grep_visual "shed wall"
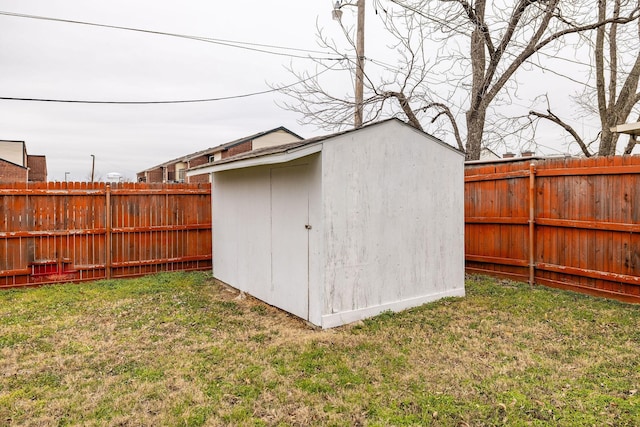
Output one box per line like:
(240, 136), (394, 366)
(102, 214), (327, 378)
(212, 154), (322, 321)
(212, 166), (272, 300)
(320, 122), (465, 327)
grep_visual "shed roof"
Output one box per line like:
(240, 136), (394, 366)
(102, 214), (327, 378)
(187, 119), (463, 175)
(610, 122), (640, 136)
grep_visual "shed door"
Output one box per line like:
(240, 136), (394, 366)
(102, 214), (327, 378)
(270, 164), (310, 320)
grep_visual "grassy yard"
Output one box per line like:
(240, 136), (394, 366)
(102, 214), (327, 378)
(0, 273), (638, 426)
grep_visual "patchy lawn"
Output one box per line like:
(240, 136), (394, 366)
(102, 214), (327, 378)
(0, 272), (638, 426)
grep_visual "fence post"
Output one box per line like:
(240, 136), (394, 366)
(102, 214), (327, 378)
(528, 162), (536, 286)
(105, 184), (112, 279)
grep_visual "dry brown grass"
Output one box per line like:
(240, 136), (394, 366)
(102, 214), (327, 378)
(1, 272), (639, 426)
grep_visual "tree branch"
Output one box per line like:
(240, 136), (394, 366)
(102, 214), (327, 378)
(383, 91), (423, 131)
(441, 0), (495, 55)
(535, 5), (640, 53)
(608, 0), (621, 112)
(595, 0), (610, 132)
(624, 135), (638, 154)
(484, 0), (546, 98)
(487, 1), (640, 106)
(423, 102), (465, 151)
(529, 109), (593, 157)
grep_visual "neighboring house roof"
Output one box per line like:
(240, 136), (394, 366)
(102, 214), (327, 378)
(138, 126), (304, 173)
(206, 126), (304, 155)
(480, 147), (501, 160)
(188, 118), (464, 175)
(27, 155), (47, 181)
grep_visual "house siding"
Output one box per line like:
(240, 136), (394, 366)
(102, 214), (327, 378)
(189, 155), (209, 168)
(189, 173), (210, 183)
(251, 130), (302, 150)
(27, 155), (47, 182)
(0, 159), (28, 183)
(222, 140), (252, 159)
(0, 141), (26, 167)
(185, 155), (211, 183)
(146, 167), (164, 183)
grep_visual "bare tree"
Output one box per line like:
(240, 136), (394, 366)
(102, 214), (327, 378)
(278, 0), (640, 160)
(530, 0), (640, 156)
(277, 8), (434, 134)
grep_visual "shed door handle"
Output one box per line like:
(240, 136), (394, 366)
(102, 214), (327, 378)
(305, 224), (312, 230)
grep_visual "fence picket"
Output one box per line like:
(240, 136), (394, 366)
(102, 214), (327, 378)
(0, 182), (211, 288)
(466, 156), (640, 303)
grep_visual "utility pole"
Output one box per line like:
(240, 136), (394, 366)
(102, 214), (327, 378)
(354, 0), (365, 128)
(90, 154), (95, 183)
(333, 0), (365, 128)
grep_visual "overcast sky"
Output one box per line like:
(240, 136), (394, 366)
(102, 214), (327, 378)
(0, 1), (361, 181)
(0, 1), (607, 181)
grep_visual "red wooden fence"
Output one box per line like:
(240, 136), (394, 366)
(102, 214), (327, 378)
(0, 182), (211, 288)
(4, 162), (639, 304)
(465, 155), (640, 303)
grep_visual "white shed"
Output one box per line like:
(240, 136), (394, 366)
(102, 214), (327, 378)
(192, 119), (465, 328)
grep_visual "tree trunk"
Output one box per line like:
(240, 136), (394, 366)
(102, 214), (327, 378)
(464, 1), (488, 161)
(598, 126), (620, 156)
(465, 106), (487, 160)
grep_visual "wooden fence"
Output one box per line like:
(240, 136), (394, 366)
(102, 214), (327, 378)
(0, 182), (211, 288)
(4, 162), (640, 304)
(465, 155), (640, 303)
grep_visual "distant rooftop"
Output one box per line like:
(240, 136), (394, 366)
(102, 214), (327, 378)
(138, 126), (304, 173)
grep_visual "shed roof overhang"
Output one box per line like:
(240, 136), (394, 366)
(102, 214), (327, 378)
(186, 118), (464, 177)
(186, 143), (322, 176)
(610, 122), (640, 136)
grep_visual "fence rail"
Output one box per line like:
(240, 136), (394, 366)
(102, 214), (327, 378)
(0, 182), (211, 288)
(465, 155), (640, 303)
(4, 161), (639, 304)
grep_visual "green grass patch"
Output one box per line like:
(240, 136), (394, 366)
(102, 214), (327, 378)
(0, 272), (639, 425)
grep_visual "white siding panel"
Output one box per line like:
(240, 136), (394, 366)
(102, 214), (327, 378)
(213, 155), (323, 321)
(212, 166), (271, 298)
(270, 164), (310, 320)
(212, 119), (464, 329)
(321, 121), (464, 323)
(305, 155), (324, 326)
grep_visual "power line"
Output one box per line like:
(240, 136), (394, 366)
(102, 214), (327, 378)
(0, 10), (414, 85)
(0, 62), (343, 104)
(0, 92), (276, 105)
(0, 10), (343, 61)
